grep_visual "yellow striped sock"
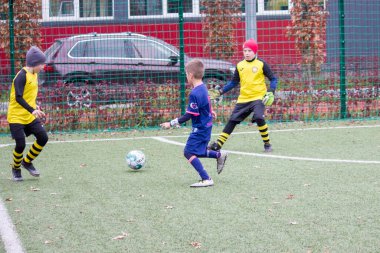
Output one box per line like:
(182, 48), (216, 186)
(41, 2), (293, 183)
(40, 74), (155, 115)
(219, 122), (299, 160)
(12, 150), (23, 169)
(24, 141), (44, 163)
(258, 124), (270, 144)
(217, 132), (230, 147)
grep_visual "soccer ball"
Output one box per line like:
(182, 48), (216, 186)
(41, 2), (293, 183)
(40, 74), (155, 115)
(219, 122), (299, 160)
(126, 150), (146, 170)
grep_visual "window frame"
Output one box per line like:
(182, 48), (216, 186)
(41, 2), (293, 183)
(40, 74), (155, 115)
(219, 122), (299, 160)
(128, 0), (292, 19)
(128, 0), (200, 19)
(40, 0), (327, 21)
(42, 0), (115, 21)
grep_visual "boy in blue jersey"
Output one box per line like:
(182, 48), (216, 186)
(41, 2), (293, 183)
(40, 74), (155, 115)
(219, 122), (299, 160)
(209, 39), (278, 152)
(161, 59), (227, 187)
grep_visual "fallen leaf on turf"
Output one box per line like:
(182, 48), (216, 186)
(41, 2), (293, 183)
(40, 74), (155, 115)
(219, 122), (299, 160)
(15, 209), (21, 212)
(165, 205), (174, 209)
(5, 198), (12, 201)
(304, 183), (311, 187)
(289, 221), (298, 225)
(112, 232), (128, 240)
(30, 187), (40, 191)
(190, 241), (201, 248)
(80, 164), (87, 168)
(286, 194), (295, 199)
(44, 240), (53, 244)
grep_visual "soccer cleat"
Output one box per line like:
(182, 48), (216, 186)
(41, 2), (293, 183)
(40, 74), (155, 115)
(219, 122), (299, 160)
(208, 141), (221, 151)
(21, 160), (40, 177)
(190, 179), (214, 188)
(12, 167), (23, 181)
(216, 151), (228, 174)
(264, 143), (273, 153)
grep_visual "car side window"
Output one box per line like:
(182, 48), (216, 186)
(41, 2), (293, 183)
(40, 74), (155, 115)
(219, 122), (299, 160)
(69, 39), (139, 59)
(70, 41), (88, 57)
(93, 39), (129, 58)
(132, 39), (173, 60)
(124, 40), (137, 58)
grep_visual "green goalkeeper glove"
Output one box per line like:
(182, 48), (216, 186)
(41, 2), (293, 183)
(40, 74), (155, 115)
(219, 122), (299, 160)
(262, 91), (275, 106)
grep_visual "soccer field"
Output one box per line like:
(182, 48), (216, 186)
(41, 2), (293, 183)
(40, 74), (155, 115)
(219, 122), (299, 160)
(1, 120), (380, 253)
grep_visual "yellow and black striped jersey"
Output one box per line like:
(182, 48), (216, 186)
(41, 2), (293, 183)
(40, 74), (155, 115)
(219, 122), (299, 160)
(7, 67), (38, 124)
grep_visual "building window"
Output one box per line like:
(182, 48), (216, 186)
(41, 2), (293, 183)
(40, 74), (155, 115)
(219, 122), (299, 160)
(264, 0), (289, 11)
(130, 0), (163, 16)
(80, 0), (113, 17)
(129, 0), (297, 19)
(42, 0), (114, 21)
(129, 0), (199, 18)
(242, 0), (290, 14)
(167, 0), (193, 14)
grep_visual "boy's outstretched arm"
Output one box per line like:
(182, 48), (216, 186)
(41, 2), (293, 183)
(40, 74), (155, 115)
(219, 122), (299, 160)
(160, 113), (192, 129)
(209, 67), (239, 100)
(221, 68), (240, 95)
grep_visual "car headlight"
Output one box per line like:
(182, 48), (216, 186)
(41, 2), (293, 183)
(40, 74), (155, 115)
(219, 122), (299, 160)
(229, 67), (236, 74)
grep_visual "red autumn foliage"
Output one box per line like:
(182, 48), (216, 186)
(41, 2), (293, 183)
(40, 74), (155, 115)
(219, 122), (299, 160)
(201, 0), (242, 60)
(0, 0), (42, 69)
(286, 0), (328, 74)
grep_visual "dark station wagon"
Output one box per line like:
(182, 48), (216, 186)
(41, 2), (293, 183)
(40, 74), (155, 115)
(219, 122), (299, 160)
(40, 32), (235, 107)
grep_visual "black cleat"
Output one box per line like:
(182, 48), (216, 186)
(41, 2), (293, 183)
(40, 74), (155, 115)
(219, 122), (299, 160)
(21, 160), (40, 177)
(208, 141), (221, 151)
(264, 143), (273, 153)
(12, 167), (23, 181)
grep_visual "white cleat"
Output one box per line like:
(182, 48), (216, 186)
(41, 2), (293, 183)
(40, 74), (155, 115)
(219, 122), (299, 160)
(217, 151), (228, 174)
(190, 179), (214, 188)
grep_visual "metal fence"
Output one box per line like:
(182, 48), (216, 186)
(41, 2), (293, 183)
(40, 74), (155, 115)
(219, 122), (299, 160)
(0, 0), (379, 133)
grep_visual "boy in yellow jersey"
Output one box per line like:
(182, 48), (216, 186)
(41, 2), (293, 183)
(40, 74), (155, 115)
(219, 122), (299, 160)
(7, 46), (48, 181)
(209, 39), (277, 152)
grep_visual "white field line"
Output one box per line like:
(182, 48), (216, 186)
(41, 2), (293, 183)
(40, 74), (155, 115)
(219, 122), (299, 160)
(0, 124), (379, 252)
(152, 137), (380, 164)
(0, 201), (25, 253)
(0, 124), (379, 149)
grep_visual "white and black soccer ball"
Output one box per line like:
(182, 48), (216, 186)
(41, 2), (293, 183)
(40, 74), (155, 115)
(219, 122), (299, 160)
(126, 150), (146, 170)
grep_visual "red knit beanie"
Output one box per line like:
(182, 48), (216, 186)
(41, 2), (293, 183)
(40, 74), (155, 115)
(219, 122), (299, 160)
(243, 39), (258, 54)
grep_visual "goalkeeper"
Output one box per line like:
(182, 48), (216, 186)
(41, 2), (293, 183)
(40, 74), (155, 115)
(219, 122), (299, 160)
(209, 39), (277, 152)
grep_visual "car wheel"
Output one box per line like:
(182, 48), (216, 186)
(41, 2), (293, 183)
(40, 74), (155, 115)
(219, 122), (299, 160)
(65, 81), (93, 108)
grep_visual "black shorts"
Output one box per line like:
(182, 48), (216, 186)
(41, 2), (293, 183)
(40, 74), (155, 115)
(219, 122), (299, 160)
(9, 119), (46, 140)
(229, 100), (266, 123)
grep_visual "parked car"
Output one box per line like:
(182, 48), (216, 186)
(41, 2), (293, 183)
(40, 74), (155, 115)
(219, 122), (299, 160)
(40, 32), (235, 108)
